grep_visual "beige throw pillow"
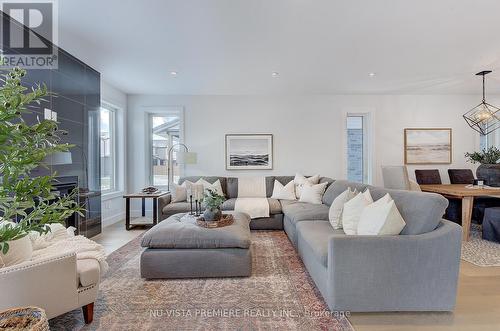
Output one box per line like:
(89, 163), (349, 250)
(294, 173), (320, 199)
(197, 179), (224, 196)
(0, 222), (33, 268)
(328, 188), (357, 229)
(271, 180), (296, 200)
(172, 181), (195, 202)
(299, 182), (328, 204)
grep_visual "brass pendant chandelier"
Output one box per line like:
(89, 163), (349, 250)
(463, 71), (500, 135)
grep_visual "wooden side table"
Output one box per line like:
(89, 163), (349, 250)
(123, 191), (169, 230)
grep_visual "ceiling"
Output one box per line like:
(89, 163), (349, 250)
(58, 0), (500, 95)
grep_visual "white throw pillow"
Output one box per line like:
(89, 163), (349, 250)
(294, 173), (320, 199)
(328, 188), (357, 229)
(357, 194), (406, 235)
(0, 222), (33, 268)
(271, 180), (296, 200)
(341, 189), (374, 235)
(172, 181), (195, 202)
(299, 182), (328, 204)
(197, 179), (224, 196)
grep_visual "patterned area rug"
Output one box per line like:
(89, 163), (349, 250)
(50, 231), (353, 330)
(462, 225), (500, 267)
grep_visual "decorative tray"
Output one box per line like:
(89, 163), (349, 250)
(196, 214), (234, 228)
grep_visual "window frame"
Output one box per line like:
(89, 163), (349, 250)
(99, 102), (118, 194)
(145, 107), (185, 188)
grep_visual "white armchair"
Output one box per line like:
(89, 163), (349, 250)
(0, 251), (100, 323)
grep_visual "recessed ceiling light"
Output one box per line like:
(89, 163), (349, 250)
(170, 71), (178, 77)
(271, 72), (279, 78)
(368, 72), (376, 77)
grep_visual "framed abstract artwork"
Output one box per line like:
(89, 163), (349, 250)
(404, 128), (452, 164)
(225, 134), (273, 170)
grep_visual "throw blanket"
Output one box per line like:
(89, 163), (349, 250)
(30, 224), (109, 275)
(235, 177), (269, 219)
(237, 176), (267, 197)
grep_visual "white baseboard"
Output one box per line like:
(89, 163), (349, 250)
(102, 210), (156, 228)
(102, 211), (126, 228)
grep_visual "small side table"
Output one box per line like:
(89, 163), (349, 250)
(123, 191), (169, 230)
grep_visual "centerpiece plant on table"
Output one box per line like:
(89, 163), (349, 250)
(202, 188), (226, 221)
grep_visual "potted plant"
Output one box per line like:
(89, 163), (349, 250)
(202, 189), (226, 221)
(0, 66), (83, 258)
(465, 146), (500, 187)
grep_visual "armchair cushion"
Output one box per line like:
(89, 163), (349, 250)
(77, 259), (100, 287)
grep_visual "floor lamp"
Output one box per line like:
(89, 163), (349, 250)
(167, 143), (197, 191)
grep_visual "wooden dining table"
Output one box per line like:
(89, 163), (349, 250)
(420, 184), (500, 241)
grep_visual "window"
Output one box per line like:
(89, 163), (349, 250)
(480, 134), (488, 151)
(346, 114), (371, 183)
(480, 130), (500, 150)
(100, 105), (116, 192)
(150, 113), (181, 186)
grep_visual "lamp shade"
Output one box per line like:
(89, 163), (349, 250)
(45, 151), (73, 165)
(177, 151), (197, 165)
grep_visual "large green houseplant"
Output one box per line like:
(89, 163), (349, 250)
(465, 146), (500, 187)
(0, 66), (82, 254)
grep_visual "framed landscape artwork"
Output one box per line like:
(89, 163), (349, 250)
(404, 128), (452, 164)
(225, 134), (273, 170)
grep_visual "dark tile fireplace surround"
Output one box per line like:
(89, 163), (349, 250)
(1, 11), (102, 237)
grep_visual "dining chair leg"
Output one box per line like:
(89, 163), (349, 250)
(462, 196), (474, 241)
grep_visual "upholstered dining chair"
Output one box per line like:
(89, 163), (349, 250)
(448, 169), (500, 223)
(415, 169), (442, 185)
(448, 169), (475, 185)
(415, 169), (462, 223)
(381, 166), (421, 191)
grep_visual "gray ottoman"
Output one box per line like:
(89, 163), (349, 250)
(483, 207), (500, 243)
(140, 212), (252, 279)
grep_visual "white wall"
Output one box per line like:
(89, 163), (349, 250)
(101, 81), (127, 227)
(127, 94), (496, 193)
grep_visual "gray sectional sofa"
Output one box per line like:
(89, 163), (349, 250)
(157, 176), (462, 312)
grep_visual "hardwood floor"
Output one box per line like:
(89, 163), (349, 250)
(349, 262), (500, 331)
(92, 220), (145, 255)
(95, 221), (500, 330)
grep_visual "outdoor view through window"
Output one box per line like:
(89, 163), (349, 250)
(151, 114), (180, 186)
(100, 106), (115, 192)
